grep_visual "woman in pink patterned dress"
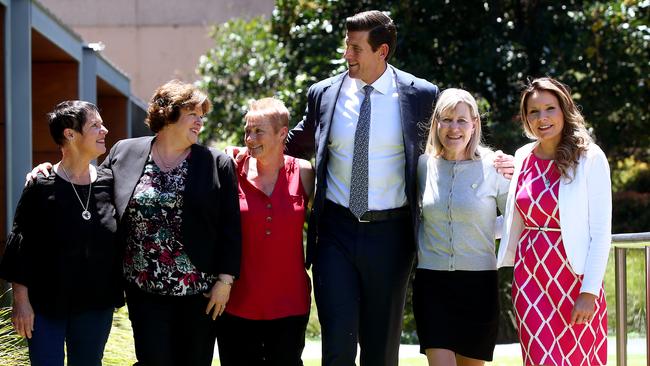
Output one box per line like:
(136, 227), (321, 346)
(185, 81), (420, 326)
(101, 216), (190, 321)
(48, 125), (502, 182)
(497, 77), (611, 366)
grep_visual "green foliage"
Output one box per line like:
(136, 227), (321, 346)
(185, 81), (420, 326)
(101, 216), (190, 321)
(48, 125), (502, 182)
(604, 248), (647, 336)
(611, 156), (649, 233)
(197, 17), (288, 145)
(0, 291), (29, 366)
(198, 0), (649, 161)
(612, 156), (650, 193)
(612, 191), (650, 233)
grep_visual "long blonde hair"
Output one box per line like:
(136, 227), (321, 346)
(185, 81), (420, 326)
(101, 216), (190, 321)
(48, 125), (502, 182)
(519, 77), (592, 180)
(425, 88), (485, 159)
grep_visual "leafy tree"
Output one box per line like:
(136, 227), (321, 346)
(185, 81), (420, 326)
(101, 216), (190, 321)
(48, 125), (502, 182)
(198, 0), (649, 161)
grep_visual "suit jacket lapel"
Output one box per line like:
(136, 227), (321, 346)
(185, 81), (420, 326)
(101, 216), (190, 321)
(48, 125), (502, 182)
(116, 137), (153, 218)
(394, 67), (417, 161)
(316, 73), (345, 177)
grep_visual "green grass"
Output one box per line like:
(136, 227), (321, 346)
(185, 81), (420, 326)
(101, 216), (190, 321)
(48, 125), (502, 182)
(102, 309), (650, 366)
(103, 307), (137, 365)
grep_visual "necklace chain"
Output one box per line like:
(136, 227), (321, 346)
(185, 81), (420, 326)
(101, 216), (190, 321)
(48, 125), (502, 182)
(60, 164), (92, 221)
(155, 142), (187, 170)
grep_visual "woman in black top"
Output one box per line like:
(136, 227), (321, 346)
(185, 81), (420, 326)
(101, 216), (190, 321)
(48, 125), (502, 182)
(0, 101), (121, 366)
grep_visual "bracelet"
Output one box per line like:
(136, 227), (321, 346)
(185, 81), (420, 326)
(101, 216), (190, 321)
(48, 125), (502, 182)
(217, 278), (233, 286)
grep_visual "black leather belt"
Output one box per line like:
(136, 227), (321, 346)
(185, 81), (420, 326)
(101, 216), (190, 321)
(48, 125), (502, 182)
(324, 200), (410, 223)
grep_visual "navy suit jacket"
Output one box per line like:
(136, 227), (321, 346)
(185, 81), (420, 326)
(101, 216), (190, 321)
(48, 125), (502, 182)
(285, 66), (440, 267)
(100, 136), (242, 278)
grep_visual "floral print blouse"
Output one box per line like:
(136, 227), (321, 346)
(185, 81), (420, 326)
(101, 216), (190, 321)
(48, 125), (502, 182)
(123, 155), (216, 296)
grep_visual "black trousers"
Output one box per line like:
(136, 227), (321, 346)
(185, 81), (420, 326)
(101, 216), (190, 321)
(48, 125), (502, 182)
(216, 312), (308, 366)
(126, 286), (218, 366)
(313, 202), (415, 366)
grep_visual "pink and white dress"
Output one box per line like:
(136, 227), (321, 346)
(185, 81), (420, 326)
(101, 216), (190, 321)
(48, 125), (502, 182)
(512, 153), (607, 366)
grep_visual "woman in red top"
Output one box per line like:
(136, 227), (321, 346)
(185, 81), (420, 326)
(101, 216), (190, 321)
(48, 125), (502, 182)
(217, 98), (314, 366)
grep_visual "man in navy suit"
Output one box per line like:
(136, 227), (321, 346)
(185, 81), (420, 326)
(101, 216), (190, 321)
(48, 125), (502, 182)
(285, 10), (439, 365)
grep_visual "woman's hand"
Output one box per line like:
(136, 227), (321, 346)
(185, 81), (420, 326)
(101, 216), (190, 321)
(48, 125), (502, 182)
(570, 292), (598, 326)
(493, 150), (515, 179)
(204, 275), (233, 320)
(11, 283), (34, 338)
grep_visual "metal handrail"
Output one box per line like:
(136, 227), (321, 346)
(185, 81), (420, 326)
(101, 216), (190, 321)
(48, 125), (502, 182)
(612, 232), (650, 366)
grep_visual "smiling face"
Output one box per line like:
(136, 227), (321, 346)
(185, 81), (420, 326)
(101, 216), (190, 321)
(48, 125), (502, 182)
(344, 31), (388, 84)
(244, 116), (287, 162)
(68, 110), (108, 158)
(436, 102), (476, 160)
(525, 90), (565, 147)
(166, 104), (204, 147)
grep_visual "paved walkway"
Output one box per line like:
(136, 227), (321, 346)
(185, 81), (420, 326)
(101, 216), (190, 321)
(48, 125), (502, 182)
(215, 337), (647, 361)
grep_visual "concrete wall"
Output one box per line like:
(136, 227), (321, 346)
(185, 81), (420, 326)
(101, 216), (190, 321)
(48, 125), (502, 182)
(38, 0), (274, 101)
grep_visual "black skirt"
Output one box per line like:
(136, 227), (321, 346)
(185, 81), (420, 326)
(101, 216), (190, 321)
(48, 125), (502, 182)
(412, 268), (499, 361)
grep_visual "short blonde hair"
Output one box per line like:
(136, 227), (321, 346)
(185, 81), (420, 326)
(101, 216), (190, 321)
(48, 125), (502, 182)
(425, 88), (484, 159)
(244, 98), (290, 132)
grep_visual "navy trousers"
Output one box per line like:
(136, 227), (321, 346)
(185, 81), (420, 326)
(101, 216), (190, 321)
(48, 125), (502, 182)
(313, 201), (415, 366)
(28, 307), (114, 366)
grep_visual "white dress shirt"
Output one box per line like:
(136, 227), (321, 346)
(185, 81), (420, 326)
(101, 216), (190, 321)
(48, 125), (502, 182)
(326, 66), (406, 210)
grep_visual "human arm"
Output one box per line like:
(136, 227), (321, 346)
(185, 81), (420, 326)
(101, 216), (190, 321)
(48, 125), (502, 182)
(0, 182), (40, 338)
(11, 283), (34, 338)
(284, 86), (318, 160)
(25, 163), (53, 184)
(297, 158), (315, 200)
(493, 150), (514, 179)
(224, 146), (248, 164)
(204, 274), (234, 320)
(204, 155), (241, 319)
(572, 147), (612, 322)
(493, 166), (511, 239)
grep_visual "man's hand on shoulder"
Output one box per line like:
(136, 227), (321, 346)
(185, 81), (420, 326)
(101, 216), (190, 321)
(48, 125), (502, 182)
(24, 162), (53, 186)
(493, 150), (514, 180)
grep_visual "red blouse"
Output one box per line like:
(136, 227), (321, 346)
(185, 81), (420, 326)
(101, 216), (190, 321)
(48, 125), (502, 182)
(226, 155), (310, 320)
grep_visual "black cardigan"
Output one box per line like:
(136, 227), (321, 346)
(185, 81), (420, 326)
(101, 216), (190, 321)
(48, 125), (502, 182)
(100, 136), (241, 278)
(0, 168), (123, 317)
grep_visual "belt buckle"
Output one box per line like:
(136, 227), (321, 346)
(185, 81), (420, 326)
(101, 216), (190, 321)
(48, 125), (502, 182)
(358, 212), (370, 223)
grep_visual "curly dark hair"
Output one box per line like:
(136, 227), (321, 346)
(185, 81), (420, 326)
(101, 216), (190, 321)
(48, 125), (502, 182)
(145, 80), (212, 133)
(519, 77), (593, 180)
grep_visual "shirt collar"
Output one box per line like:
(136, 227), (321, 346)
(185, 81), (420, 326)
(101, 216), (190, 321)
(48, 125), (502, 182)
(352, 64), (393, 95)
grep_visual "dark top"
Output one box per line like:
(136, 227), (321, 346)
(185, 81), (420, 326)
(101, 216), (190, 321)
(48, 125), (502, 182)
(123, 155), (216, 295)
(0, 167), (122, 317)
(101, 136), (241, 278)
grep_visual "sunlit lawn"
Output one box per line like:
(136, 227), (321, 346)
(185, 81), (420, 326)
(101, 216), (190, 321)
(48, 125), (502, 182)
(105, 308), (647, 366)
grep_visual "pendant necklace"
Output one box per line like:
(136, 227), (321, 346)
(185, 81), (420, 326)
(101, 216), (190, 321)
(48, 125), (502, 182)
(155, 142), (187, 171)
(60, 164), (92, 220)
(541, 162), (553, 188)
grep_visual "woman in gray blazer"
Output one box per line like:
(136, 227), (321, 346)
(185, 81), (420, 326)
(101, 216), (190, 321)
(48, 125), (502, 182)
(102, 80), (241, 366)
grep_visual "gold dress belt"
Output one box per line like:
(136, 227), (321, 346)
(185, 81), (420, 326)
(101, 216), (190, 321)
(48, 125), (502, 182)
(524, 225), (561, 232)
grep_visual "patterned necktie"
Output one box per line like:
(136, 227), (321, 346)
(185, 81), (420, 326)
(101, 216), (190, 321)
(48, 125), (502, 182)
(349, 85), (373, 219)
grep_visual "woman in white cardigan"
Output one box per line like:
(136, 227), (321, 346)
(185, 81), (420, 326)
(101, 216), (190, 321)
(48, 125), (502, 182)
(497, 77), (611, 366)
